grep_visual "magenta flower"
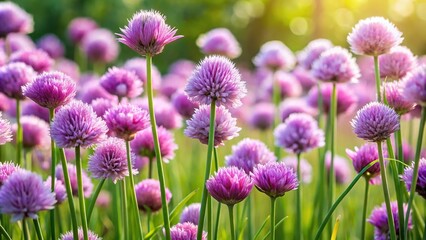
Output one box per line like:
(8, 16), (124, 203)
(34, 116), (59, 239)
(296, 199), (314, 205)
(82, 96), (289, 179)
(282, 156), (313, 184)
(383, 81), (416, 115)
(0, 162), (19, 186)
(82, 28), (119, 63)
(78, 79), (116, 104)
(0, 62), (36, 100)
(180, 203), (201, 225)
(135, 98), (182, 130)
(264, 70), (302, 99)
(22, 101), (50, 122)
(197, 28), (241, 59)
(346, 143), (386, 181)
(0, 113), (12, 145)
(95, 191), (111, 208)
(36, 34), (64, 59)
(0, 170), (56, 221)
(123, 57), (162, 89)
(401, 158), (426, 199)
(160, 74), (186, 99)
(23, 71), (76, 110)
(185, 55), (246, 108)
(170, 222), (207, 240)
(100, 67), (143, 99)
(67, 17), (98, 45)
(171, 91), (199, 119)
(169, 59), (196, 78)
(280, 99), (316, 122)
(51, 101), (108, 148)
(253, 41), (296, 70)
(131, 126), (177, 162)
(292, 66), (317, 92)
(325, 152), (352, 185)
(9, 49), (53, 73)
(60, 228), (101, 240)
(135, 178), (172, 212)
(185, 105), (241, 146)
(4, 33), (35, 53)
(348, 17), (403, 56)
(118, 10), (183, 56)
(379, 46), (416, 79)
(0, 2), (33, 37)
(44, 176), (67, 204)
(351, 102), (399, 142)
(368, 202), (412, 239)
(54, 58), (80, 81)
(12, 116), (49, 149)
(248, 102), (275, 131)
(91, 98), (117, 119)
(297, 38), (333, 70)
(206, 166), (253, 205)
(402, 65), (426, 106)
(56, 163), (93, 198)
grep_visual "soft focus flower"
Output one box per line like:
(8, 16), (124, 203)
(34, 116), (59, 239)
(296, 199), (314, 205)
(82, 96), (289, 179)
(13, 116), (49, 149)
(0, 62), (36, 99)
(248, 102), (275, 131)
(60, 228), (101, 240)
(135, 98), (182, 130)
(78, 79), (116, 104)
(312, 46), (360, 83)
(185, 105), (241, 146)
(36, 34), (64, 59)
(206, 166), (253, 205)
(160, 74), (186, 99)
(22, 101), (50, 122)
(397, 141), (414, 164)
(89, 137), (138, 183)
(379, 46), (416, 79)
(82, 28), (119, 63)
(346, 143), (386, 181)
(0, 2), (33, 37)
(348, 17), (403, 56)
(402, 65), (426, 106)
(67, 17), (98, 45)
(0, 113), (12, 145)
(383, 81), (416, 115)
(44, 177), (67, 204)
(325, 152), (351, 185)
(135, 178), (172, 212)
(368, 202), (412, 239)
(56, 163), (93, 198)
(4, 33), (35, 53)
(401, 158), (426, 199)
(280, 98), (316, 122)
(123, 57), (162, 89)
(225, 138), (276, 174)
(180, 203), (201, 225)
(170, 222), (207, 240)
(274, 113), (325, 154)
(264, 70), (302, 100)
(253, 41), (296, 70)
(197, 28), (241, 59)
(292, 66), (317, 92)
(169, 59), (196, 78)
(0, 162), (19, 186)
(51, 100), (108, 148)
(171, 91), (199, 119)
(185, 55), (246, 108)
(0, 170), (56, 221)
(100, 67), (143, 99)
(9, 49), (53, 73)
(91, 98), (117, 119)
(351, 102), (399, 142)
(54, 58), (80, 81)
(23, 71), (76, 109)
(297, 38), (333, 70)
(104, 103), (150, 141)
(95, 191), (111, 208)
(118, 10), (183, 56)
(281, 156), (313, 184)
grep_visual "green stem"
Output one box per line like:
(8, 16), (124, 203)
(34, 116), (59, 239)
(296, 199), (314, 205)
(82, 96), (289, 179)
(271, 197), (276, 240)
(207, 196), (212, 240)
(228, 205), (235, 240)
(148, 156), (153, 179)
(272, 70), (281, 160)
(327, 82), (337, 237)
(113, 183), (123, 240)
(213, 203), (221, 240)
(22, 218), (29, 240)
(377, 141), (397, 240)
(121, 180), (128, 240)
(360, 179), (370, 240)
(0, 223), (10, 240)
(16, 98), (22, 166)
(87, 178), (106, 222)
(405, 107), (426, 238)
(296, 153), (302, 240)
(197, 102), (217, 240)
(147, 211), (151, 232)
(247, 195), (253, 240)
(373, 55), (382, 102)
(33, 219), (44, 240)
(75, 146), (89, 240)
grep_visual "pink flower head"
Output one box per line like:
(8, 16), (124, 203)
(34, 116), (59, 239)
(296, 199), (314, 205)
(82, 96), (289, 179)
(135, 178), (172, 212)
(123, 57), (162, 89)
(248, 102), (275, 131)
(0, 2), (33, 37)
(401, 158), (426, 199)
(253, 41), (296, 70)
(179, 203), (201, 225)
(77, 79), (116, 104)
(3, 33), (35, 53)
(9, 49), (53, 73)
(197, 28), (241, 59)
(402, 65), (426, 106)
(0, 62), (36, 99)
(298, 38), (333, 70)
(82, 28), (119, 63)
(100, 67), (143, 99)
(169, 59), (196, 79)
(36, 34), (64, 59)
(54, 58), (80, 81)
(383, 81), (416, 115)
(0, 113), (12, 145)
(60, 228), (101, 240)
(368, 201), (412, 239)
(282, 156), (312, 184)
(292, 66), (317, 92)
(56, 163), (93, 198)
(135, 98), (182, 130)
(280, 98), (316, 122)
(170, 222), (207, 240)
(22, 99), (51, 122)
(325, 152), (352, 185)
(379, 46), (416, 80)
(67, 17), (98, 45)
(346, 143), (386, 182)
(44, 177), (67, 205)
(171, 91), (199, 119)
(264, 70), (302, 99)
(91, 97), (117, 119)
(12, 116), (49, 149)
(0, 162), (19, 186)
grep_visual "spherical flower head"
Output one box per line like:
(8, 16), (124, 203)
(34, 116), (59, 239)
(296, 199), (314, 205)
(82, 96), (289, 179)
(67, 17), (98, 45)
(179, 203), (201, 225)
(348, 17), (403, 56)
(265, 71), (302, 99)
(9, 49), (53, 73)
(325, 152), (352, 185)
(51, 101), (108, 148)
(104, 103), (150, 141)
(292, 66), (317, 91)
(401, 158), (426, 199)
(169, 59), (196, 79)
(297, 38), (333, 70)
(60, 228), (101, 240)
(185, 105), (241, 147)
(368, 201), (412, 239)
(22, 101), (50, 122)
(206, 166), (253, 205)
(135, 178), (172, 212)
(0, 113), (12, 145)
(346, 143), (386, 181)
(379, 46), (416, 80)
(253, 41), (296, 70)
(4, 33), (35, 53)
(123, 57), (162, 89)
(402, 65), (426, 106)
(253, 162), (299, 199)
(0, 2), (33, 37)
(281, 156), (313, 184)
(56, 163), (93, 198)
(100, 67), (143, 99)
(383, 81), (416, 115)
(13, 116), (49, 149)
(0, 62), (36, 99)
(185, 55), (246, 108)
(160, 74), (186, 99)
(131, 126), (177, 163)
(44, 177), (67, 204)
(197, 28), (241, 59)
(170, 222), (207, 240)
(54, 58), (80, 81)
(0, 162), (19, 186)
(351, 102), (400, 142)
(82, 28), (119, 63)
(280, 99), (316, 122)
(312, 46), (360, 83)
(91, 97), (117, 119)
(78, 79), (116, 104)
(225, 138), (276, 174)
(136, 98), (182, 130)
(171, 91), (199, 119)
(0, 170), (56, 221)
(274, 113), (325, 154)
(36, 34), (64, 59)
(248, 102), (275, 131)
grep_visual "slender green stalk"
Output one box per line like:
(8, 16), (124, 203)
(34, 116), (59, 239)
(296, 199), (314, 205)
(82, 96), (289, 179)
(75, 146), (89, 240)
(33, 219), (44, 240)
(207, 197), (212, 240)
(296, 153), (302, 240)
(213, 148), (221, 240)
(270, 197), (276, 240)
(0, 223), (11, 240)
(113, 183), (123, 240)
(247, 196), (253, 240)
(405, 107), (426, 239)
(146, 54), (170, 240)
(121, 180), (128, 240)
(22, 218), (29, 240)
(49, 108), (56, 240)
(327, 82), (337, 237)
(272, 70), (281, 159)
(197, 102), (217, 240)
(87, 178), (106, 221)
(148, 156), (153, 179)
(373, 56), (382, 102)
(147, 211), (151, 232)
(377, 141), (397, 240)
(360, 179), (370, 240)
(16, 98), (22, 166)
(228, 205), (235, 240)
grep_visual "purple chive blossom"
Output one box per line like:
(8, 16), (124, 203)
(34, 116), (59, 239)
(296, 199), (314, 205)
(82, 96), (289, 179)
(78, 80), (116, 104)
(0, 170), (56, 221)
(368, 202), (412, 239)
(36, 34), (64, 59)
(9, 49), (53, 73)
(4, 33), (35, 53)
(130, 126), (177, 163)
(82, 28), (119, 63)
(23, 71), (76, 110)
(401, 158), (426, 199)
(185, 55), (246, 108)
(60, 228), (101, 240)
(0, 2), (33, 37)
(264, 71), (302, 99)
(248, 102), (275, 131)
(346, 143), (386, 181)
(22, 101), (50, 122)
(104, 103), (150, 141)
(12, 116), (49, 149)
(197, 28), (241, 59)
(95, 191), (111, 208)
(280, 99), (316, 122)
(67, 17), (98, 45)
(402, 65), (426, 106)
(51, 100), (108, 148)
(348, 17), (403, 56)
(56, 163), (93, 198)
(379, 46), (416, 79)
(325, 152), (352, 184)
(91, 98), (117, 119)
(297, 38), (333, 70)
(118, 10), (183, 56)
(135, 179), (172, 212)
(383, 81), (416, 115)
(89, 137), (138, 183)
(100, 67), (143, 99)
(351, 102), (400, 142)
(171, 222), (207, 240)
(180, 203), (201, 225)
(0, 62), (36, 100)
(253, 41), (296, 70)
(171, 91), (199, 119)
(44, 176), (67, 204)
(251, 162), (298, 198)
(185, 105), (241, 146)
(0, 113), (12, 145)
(123, 58), (162, 89)
(135, 98), (182, 130)
(54, 58), (80, 81)
(225, 138), (276, 174)
(292, 66), (317, 92)
(169, 59), (196, 79)
(282, 156), (313, 184)
(312, 46), (360, 83)
(206, 166), (253, 205)
(0, 93), (11, 112)
(274, 113), (325, 155)
(160, 74), (186, 99)
(0, 162), (19, 186)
